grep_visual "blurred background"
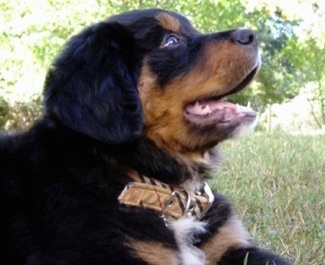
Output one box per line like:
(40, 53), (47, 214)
(0, 0), (324, 134)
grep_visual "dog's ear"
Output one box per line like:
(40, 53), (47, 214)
(44, 22), (143, 144)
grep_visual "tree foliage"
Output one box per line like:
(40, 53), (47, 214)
(0, 0), (324, 130)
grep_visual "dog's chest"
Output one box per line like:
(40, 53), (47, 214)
(168, 217), (207, 265)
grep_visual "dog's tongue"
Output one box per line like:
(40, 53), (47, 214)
(185, 99), (254, 118)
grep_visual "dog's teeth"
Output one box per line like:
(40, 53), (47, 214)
(199, 105), (212, 115)
(247, 101), (251, 108)
(205, 105), (212, 113)
(193, 101), (202, 112)
(189, 101), (214, 115)
(194, 101), (200, 107)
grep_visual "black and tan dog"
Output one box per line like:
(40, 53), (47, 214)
(0, 9), (291, 265)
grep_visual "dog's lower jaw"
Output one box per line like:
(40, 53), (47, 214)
(229, 113), (259, 139)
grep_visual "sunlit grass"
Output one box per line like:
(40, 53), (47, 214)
(209, 131), (325, 265)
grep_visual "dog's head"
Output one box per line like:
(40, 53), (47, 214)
(44, 9), (260, 154)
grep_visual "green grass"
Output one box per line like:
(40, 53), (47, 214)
(209, 131), (325, 265)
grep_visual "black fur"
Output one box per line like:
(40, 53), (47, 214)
(0, 9), (291, 265)
(45, 22), (143, 144)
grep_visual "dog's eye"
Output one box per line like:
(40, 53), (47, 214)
(163, 35), (179, 47)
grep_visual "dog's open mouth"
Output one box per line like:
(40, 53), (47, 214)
(184, 66), (258, 125)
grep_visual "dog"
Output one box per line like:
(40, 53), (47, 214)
(0, 8), (291, 265)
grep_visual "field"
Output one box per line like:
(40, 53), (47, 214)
(209, 131), (325, 265)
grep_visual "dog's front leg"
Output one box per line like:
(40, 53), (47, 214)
(198, 193), (291, 265)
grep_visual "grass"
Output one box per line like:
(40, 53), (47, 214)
(209, 131), (325, 265)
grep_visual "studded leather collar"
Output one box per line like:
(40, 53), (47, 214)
(118, 174), (214, 223)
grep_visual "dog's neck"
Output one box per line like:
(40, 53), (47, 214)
(175, 146), (221, 191)
(102, 137), (221, 190)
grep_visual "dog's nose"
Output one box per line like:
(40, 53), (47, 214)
(231, 29), (256, 46)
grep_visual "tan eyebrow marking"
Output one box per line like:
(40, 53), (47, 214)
(156, 12), (180, 32)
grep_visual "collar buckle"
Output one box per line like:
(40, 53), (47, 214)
(161, 181), (214, 222)
(197, 181), (214, 218)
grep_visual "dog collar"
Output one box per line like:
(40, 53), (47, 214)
(118, 175), (214, 223)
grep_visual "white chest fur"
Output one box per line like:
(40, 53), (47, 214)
(168, 216), (207, 265)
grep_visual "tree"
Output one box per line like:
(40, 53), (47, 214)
(280, 1), (325, 128)
(284, 36), (325, 128)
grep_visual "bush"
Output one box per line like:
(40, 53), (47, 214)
(0, 96), (10, 129)
(0, 95), (42, 131)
